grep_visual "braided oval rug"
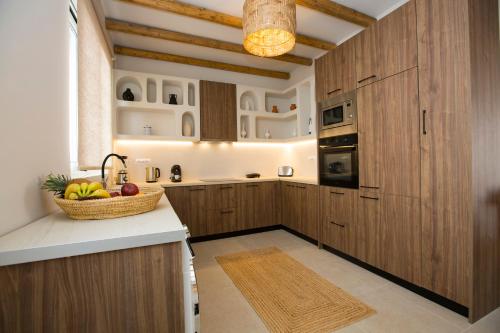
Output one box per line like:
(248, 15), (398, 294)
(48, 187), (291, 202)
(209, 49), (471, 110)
(216, 247), (375, 333)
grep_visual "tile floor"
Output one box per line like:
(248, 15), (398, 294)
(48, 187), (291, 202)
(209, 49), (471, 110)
(192, 230), (500, 333)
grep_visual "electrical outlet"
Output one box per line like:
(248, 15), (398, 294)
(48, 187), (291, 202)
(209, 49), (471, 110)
(135, 158), (151, 164)
(307, 156), (316, 161)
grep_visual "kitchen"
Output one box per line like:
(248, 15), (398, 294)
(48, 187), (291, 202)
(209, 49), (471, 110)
(1, 0), (499, 332)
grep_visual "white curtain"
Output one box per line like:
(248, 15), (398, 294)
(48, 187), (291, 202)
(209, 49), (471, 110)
(78, 0), (112, 170)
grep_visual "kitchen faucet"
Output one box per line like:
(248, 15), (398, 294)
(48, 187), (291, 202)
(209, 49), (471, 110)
(101, 153), (128, 188)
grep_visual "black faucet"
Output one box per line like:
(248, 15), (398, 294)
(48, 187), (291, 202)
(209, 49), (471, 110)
(101, 153), (128, 188)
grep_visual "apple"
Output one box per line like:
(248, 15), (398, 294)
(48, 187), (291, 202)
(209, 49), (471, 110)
(121, 183), (139, 196)
(109, 191), (121, 198)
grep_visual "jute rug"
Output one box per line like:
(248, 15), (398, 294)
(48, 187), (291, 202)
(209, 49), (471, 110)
(216, 247), (375, 333)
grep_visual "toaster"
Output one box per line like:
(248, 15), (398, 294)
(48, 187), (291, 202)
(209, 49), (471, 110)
(278, 166), (294, 177)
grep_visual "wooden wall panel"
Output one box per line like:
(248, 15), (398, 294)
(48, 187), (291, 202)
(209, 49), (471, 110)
(0, 243), (184, 333)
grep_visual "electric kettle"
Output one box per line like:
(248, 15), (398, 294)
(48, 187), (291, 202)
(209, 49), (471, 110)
(145, 167), (161, 183)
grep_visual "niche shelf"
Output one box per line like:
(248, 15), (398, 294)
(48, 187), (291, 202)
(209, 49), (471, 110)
(236, 77), (316, 142)
(116, 76), (142, 102)
(114, 70), (200, 141)
(240, 90), (259, 111)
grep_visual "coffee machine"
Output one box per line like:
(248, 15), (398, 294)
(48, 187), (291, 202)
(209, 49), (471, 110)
(170, 165), (182, 182)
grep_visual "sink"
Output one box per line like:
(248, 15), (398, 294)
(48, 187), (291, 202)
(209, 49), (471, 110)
(199, 178), (238, 182)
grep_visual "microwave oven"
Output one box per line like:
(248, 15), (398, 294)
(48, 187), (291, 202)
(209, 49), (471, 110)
(318, 90), (357, 138)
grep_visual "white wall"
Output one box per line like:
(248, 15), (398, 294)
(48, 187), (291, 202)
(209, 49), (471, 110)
(0, 1), (69, 236)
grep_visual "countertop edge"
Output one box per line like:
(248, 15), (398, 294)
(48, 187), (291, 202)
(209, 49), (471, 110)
(161, 177), (318, 187)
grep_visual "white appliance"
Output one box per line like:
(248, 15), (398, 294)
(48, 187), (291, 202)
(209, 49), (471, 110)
(182, 226), (200, 332)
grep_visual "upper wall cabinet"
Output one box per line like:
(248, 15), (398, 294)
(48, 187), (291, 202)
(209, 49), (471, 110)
(315, 38), (356, 103)
(355, 0), (417, 88)
(113, 70), (200, 141)
(200, 80), (237, 141)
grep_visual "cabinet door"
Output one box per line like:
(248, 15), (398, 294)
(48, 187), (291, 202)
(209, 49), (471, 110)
(200, 80), (237, 141)
(237, 183), (258, 230)
(207, 208), (238, 235)
(320, 187), (357, 255)
(207, 184), (236, 209)
(314, 52), (331, 102)
(356, 190), (381, 268)
(336, 38), (356, 95)
(281, 182), (297, 230)
(256, 182), (279, 228)
(380, 194), (421, 285)
(355, 24), (380, 88)
(378, 0), (417, 79)
(379, 68), (420, 197)
(296, 184), (318, 240)
(417, 0), (472, 306)
(357, 81), (381, 190)
(165, 186), (207, 237)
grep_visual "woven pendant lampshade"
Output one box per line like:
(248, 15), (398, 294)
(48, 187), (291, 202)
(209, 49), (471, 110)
(243, 0), (296, 57)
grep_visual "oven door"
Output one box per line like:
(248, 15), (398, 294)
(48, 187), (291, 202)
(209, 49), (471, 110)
(319, 144), (359, 188)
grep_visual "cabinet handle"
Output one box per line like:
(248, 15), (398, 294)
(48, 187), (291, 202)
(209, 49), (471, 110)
(360, 195), (379, 201)
(422, 109), (427, 135)
(357, 75), (377, 84)
(246, 184), (259, 188)
(296, 185), (306, 189)
(189, 188), (206, 192)
(359, 185), (379, 189)
(220, 209), (234, 214)
(286, 184), (295, 188)
(330, 221), (345, 228)
(327, 88), (342, 95)
(220, 185), (234, 189)
(330, 191), (344, 195)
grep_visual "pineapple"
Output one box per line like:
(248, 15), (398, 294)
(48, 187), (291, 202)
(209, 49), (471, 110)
(41, 174), (71, 197)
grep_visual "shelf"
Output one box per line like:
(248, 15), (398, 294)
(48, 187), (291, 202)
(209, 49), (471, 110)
(265, 88), (297, 114)
(115, 134), (198, 142)
(116, 76), (143, 102)
(242, 110), (298, 120)
(115, 99), (196, 112)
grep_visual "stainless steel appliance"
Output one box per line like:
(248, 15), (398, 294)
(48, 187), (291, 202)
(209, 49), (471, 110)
(318, 90), (357, 138)
(145, 167), (161, 183)
(318, 134), (359, 188)
(278, 166), (294, 177)
(170, 165), (182, 182)
(182, 225), (200, 333)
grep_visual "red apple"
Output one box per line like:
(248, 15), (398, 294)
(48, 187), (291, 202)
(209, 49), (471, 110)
(109, 191), (121, 198)
(121, 183), (139, 196)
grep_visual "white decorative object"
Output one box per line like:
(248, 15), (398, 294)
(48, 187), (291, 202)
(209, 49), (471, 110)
(265, 129), (271, 139)
(292, 128), (297, 137)
(183, 120), (193, 137)
(241, 124), (247, 138)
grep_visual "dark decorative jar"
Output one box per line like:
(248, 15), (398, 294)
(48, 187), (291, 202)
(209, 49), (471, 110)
(122, 88), (135, 101)
(169, 94), (178, 105)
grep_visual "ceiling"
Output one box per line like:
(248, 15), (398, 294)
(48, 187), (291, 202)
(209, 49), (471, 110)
(99, 0), (408, 75)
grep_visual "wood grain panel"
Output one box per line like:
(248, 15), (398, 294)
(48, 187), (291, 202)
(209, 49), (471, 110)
(314, 52), (331, 103)
(417, 0), (473, 307)
(468, 0), (500, 321)
(356, 190), (381, 268)
(328, 38), (356, 97)
(357, 81), (381, 190)
(378, 0), (418, 79)
(165, 186), (207, 236)
(200, 80), (237, 141)
(300, 184), (319, 240)
(207, 208), (238, 235)
(380, 68), (420, 197)
(380, 194), (421, 285)
(207, 184), (236, 209)
(0, 243), (184, 333)
(355, 24), (380, 88)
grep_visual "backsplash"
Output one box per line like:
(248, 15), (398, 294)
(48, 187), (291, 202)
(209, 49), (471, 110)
(114, 140), (317, 183)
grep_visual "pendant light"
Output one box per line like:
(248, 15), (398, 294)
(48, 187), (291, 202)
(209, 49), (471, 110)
(243, 0), (296, 57)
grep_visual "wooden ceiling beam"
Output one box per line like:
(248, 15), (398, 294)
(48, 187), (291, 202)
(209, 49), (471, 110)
(114, 45), (291, 80)
(296, 0), (376, 27)
(106, 18), (313, 66)
(118, 0), (336, 50)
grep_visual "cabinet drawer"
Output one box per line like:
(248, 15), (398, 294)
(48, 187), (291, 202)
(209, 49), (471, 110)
(207, 184), (236, 209)
(207, 208), (238, 235)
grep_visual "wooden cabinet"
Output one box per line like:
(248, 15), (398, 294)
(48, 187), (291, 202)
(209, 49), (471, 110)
(355, 1), (417, 88)
(207, 184), (237, 235)
(320, 186), (357, 255)
(200, 80), (237, 141)
(357, 80), (381, 190)
(165, 186), (207, 237)
(315, 39), (356, 102)
(281, 182), (318, 240)
(356, 190), (381, 268)
(237, 182), (279, 230)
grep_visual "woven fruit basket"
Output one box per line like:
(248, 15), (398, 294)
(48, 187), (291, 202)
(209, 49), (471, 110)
(54, 187), (164, 220)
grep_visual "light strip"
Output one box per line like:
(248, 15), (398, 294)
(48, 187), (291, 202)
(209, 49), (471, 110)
(115, 140), (194, 146)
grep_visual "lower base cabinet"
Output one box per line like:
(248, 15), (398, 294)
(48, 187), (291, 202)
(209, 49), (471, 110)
(165, 186), (207, 237)
(356, 190), (382, 268)
(281, 182), (319, 240)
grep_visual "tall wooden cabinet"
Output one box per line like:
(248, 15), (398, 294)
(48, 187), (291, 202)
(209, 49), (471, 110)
(200, 80), (237, 141)
(416, 0), (500, 321)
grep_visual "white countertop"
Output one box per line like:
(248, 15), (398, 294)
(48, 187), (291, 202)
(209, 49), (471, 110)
(160, 176), (318, 187)
(0, 195), (185, 267)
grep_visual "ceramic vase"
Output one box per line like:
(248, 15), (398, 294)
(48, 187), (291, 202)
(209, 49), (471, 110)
(122, 88), (134, 101)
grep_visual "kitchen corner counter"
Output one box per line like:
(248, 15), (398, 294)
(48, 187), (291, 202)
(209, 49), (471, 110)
(0, 195), (185, 267)
(160, 176), (318, 188)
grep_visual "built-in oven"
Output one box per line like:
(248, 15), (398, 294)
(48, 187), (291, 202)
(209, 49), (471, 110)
(318, 133), (359, 189)
(318, 90), (357, 138)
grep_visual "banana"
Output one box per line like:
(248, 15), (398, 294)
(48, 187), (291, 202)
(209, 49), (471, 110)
(68, 193), (79, 200)
(87, 182), (103, 194)
(64, 183), (81, 199)
(89, 189), (111, 199)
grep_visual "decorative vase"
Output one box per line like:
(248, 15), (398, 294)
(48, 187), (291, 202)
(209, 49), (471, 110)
(272, 105), (279, 113)
(290, 103), (297, 111)
(122, 88), (134, 101)
(265, 129), (271, 139)
(169, 94), (178, 105)
(292, 128), (297, 137)
(241, 124), (247, 138)
(183, 120), (193, 137)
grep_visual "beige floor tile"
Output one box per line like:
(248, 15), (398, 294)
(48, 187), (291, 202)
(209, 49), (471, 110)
(463, 308), (500, 333)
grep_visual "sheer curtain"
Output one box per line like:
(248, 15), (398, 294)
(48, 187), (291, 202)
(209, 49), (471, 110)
(78, 0), (112, 170)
